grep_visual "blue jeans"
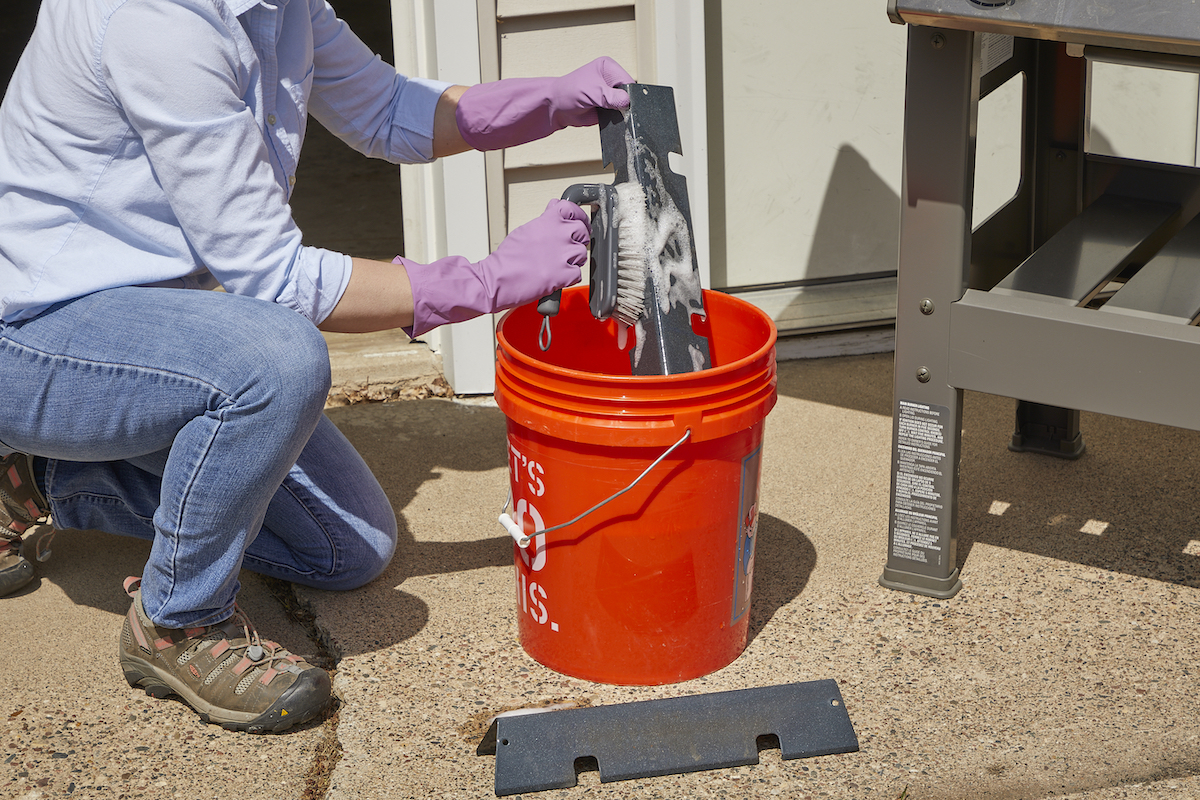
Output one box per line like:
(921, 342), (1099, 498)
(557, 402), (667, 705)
(0, 287), (397, 628)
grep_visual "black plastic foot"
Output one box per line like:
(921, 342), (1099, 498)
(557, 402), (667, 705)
(878, 566), (962, 598)
(1008, 401), (1085, 459)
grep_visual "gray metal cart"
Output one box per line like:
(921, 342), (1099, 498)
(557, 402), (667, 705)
(880, 1), (1200, 598)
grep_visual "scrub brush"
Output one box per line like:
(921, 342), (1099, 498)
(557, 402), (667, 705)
(537, 182), (646, 341)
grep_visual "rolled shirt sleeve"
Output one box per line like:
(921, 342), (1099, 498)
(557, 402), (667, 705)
(306, 0), (451, 164)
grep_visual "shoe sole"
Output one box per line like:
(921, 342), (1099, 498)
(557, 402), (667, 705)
(120, 653), (332, 733)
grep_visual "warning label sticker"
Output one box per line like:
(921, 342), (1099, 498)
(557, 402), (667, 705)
(890, 400), (951, 567)
(980, 32), (1014, 77)
(731, 445), (762, 624)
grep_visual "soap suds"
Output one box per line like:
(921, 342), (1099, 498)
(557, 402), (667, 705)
(620, 139), (704, 318)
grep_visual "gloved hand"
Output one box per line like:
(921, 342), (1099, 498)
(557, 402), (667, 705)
(398, 199), (590, 337)
(456, 57), (634, 151)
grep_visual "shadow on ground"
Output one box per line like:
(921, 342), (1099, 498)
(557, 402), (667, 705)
(747, 514), (816, 644)
(276, 399), (512, 656)
(954, 391), (1200, 590)
(774, 351), (894, 417)
(774, 352), (1200, 593)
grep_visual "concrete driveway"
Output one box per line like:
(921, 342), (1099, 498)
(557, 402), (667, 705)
(7, 349), (1200, 800)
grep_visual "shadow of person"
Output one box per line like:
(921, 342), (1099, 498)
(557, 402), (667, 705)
(325, 398), (513, 578)
(746, 514), (817, 645)
(10, 526), (354, 671)
(11, 529), (154, 616)
(33, 398), (824, 664)
(28, 397), (515, 661)
(297, 398), (516, 656)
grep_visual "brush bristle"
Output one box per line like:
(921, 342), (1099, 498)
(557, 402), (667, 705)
(613, 239), (647, 328)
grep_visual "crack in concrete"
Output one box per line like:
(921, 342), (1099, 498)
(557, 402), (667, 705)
(262, 577), (344, 800)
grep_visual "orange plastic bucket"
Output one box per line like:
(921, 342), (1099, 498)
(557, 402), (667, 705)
(494, 286), (778, 685)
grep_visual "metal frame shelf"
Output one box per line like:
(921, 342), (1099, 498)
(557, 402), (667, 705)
(880, 0), (1200, 598)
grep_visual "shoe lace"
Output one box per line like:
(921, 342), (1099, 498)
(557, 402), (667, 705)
(30, 525), (55, 563)
(122, 576), (300, 671)
(226, 604), (289, 666)
(0, 529), (20, 553)
(1, 521), (55, 562)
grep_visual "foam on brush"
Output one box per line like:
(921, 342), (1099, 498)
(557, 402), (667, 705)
(613, 181), (649, 329)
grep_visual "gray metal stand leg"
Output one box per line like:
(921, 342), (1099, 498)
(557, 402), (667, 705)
(879, 26), (975, 599)
(1005, 45), (1087, 464)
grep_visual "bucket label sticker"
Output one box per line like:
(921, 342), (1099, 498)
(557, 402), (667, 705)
(732, 445), (763, 624)
(889, 400), (951, 568)
(509, 440), (558, 632)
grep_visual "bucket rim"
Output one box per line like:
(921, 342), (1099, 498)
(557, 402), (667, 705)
(496, 287), (778, 383)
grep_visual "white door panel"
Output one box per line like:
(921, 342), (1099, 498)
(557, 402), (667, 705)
(716, 1), (907, 288)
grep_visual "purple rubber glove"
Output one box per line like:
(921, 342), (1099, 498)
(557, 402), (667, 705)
(397, 199), (590, 337)
(456, 57), (634, 151)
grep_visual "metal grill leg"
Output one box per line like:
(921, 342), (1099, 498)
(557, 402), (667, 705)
(879, 26), (975, 599)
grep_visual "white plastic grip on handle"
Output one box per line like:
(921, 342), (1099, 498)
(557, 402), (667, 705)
(499, 513), (531, 547)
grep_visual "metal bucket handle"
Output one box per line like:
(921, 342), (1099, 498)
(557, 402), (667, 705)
(498, 429), (692, 547)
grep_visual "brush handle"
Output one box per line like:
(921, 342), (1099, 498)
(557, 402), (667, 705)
(560, 183), (606, 207)
(538, 184), (608, 317)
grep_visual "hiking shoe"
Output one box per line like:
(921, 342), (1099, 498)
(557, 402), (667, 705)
(0, 530), (32, 596)
(119, 577), (332, 733)
(0, 452), (49, 535)
(0, 453), (49, 597)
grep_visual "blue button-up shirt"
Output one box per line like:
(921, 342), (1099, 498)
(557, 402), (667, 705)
(0, 0), (450, 324)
